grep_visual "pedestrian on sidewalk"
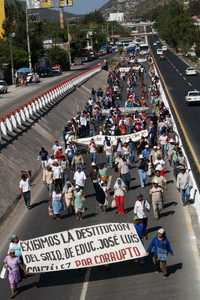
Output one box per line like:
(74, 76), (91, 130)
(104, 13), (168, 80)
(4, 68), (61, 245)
(147, 228), (174, 278)
(19, 172), (31, 209)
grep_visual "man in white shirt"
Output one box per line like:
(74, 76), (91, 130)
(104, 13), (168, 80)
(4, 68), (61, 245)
(134, 194), (150, 235)
(74, 167), (87, 189)
(52, 162), (62, 190)
(19, 173), (31, 209)
(177, 167), (192, 205)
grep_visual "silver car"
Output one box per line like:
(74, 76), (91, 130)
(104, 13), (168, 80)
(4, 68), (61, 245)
(0, 80), (8, 94)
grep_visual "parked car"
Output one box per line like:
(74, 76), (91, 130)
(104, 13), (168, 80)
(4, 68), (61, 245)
(0, 80), (8, 94)
(185, 90), (200, 103)
(157, 49), (163, 56)
(185, 67), (197, 76)
(162, 45), (168, 51)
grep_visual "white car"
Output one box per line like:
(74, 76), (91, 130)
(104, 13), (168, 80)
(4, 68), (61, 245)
(157, 49), (163, 55)
(185, 90), (200, 103)
(0, 80), (8, 94)
(185, 67), (197, 76)
(162, 45), (168, 51)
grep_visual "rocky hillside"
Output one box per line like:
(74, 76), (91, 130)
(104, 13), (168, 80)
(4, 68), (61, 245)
(100, 0), (176, 20)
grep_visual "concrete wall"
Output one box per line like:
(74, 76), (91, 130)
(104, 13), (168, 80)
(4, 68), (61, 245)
(0, 70), (108, 222)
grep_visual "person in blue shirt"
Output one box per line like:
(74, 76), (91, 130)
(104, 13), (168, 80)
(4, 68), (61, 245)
(147, 228), (174, 278)
(134, 216), (145, 240)
(142, 145), (151, 160)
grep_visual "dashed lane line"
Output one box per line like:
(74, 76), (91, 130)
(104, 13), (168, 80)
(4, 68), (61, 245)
(80, 268), (91, 300)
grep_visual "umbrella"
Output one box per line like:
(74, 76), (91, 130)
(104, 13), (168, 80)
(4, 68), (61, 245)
(17, 67), (32, 74)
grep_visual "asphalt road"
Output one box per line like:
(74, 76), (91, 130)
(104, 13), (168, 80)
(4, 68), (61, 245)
(149, 35), (200, 180)
(0, 54), (114, 116)
(1, 59), (200, 300)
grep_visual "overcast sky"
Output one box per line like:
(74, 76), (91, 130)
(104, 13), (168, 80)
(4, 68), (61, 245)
(64, 0), (109, 14)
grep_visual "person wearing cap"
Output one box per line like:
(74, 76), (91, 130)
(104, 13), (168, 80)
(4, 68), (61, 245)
(138, 154), (148, 188)
(176, 167), (192, 205)
(3, 248), (23, 298)
(147, 228), (174, 278)
(8, 235), (22, 259)
(134, 194), (150, 237)
(152, 170), (167, 193)
(142, 144), (151, 160)
(149, 182), (163, 219)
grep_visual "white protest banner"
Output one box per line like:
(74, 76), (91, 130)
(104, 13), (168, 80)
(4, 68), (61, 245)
(101, 107), (149, 115)
(75, 130), (148, 146)
(20, 223), (146, 273)
(119, 67), (130, 73)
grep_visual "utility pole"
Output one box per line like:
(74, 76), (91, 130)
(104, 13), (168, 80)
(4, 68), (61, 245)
(67, 22), (72, 66)
(9, 33), (15, 85)
(25, 6), (32, 69)
(59, 7), (64, 30)
(60, 7), (72, 67)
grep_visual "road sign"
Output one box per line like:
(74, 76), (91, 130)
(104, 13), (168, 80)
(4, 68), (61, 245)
(59, 0), (73, 7)
(26, 0), (53, 9)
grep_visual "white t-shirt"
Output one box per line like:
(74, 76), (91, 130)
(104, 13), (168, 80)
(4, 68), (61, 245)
(52, 166), (62, 179)
(19, 178), (30, 193)
(134, 200), (150, 219)
(159, 135), (168, 145)
(74, 171), (86, 187)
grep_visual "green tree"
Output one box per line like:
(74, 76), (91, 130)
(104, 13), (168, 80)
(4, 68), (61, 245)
(47, 46), (69, 70)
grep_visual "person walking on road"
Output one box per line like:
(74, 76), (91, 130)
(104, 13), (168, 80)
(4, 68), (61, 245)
(138, 155), (148, 188)
(19, 172), (31, 209)
(3, 249), (23, 298)
(147, 228), (174, 278)
(51, 186), (63, 219)
(113, 178), (126, 215)
(134, 194), (150, 237)
(176, 167), (192, 205)
(149, 182), (163, 219)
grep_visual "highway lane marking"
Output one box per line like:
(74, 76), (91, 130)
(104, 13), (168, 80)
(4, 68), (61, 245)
(80, 268), (91, 300)
(153, 56), (200, 173)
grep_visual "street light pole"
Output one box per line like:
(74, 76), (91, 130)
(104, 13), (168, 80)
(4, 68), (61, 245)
(9, 33), (15, 85)
(25, 6), (32, 69)
(67, 22), (72, 66)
